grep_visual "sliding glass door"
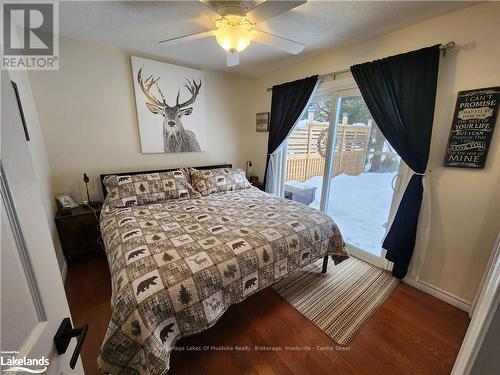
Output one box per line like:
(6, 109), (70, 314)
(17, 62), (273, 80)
(284, 79), (400, 266)
(284, 89), (333, 209)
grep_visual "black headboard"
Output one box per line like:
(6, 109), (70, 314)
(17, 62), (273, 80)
(100, 164), (232, 199)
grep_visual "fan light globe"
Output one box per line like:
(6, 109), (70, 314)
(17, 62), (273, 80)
(215, 15), (256, 52)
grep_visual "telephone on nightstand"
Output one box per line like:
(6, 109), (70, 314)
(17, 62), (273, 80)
(55, 193), (78, 216)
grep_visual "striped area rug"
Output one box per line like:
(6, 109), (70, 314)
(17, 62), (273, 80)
(272, 257), (399, 345)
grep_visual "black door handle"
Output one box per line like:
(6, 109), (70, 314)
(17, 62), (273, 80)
(54, 317), (89, 369)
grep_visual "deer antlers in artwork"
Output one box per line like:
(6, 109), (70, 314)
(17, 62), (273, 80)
(176, 79), (202, 109)
(137, 67), (201, 111)
(137, 67), (166, 112)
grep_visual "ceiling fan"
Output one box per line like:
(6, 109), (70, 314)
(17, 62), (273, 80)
(158, 0), (306, 67)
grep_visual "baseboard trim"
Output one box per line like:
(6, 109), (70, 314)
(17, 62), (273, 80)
(403, 277), (471, 313)
(61, 260), (68, 284)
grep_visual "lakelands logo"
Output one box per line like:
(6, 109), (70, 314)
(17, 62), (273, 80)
(1, 1), (59, 70)
(1, 351), (49, 373)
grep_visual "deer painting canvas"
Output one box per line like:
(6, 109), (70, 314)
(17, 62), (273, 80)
(131, 56), (207, 153)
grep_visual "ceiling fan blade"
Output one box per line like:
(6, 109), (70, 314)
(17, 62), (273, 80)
(158, 30), (215, 46)
(227, 49), (240, 67)
(246, 1), (306, 24)
(199, 0), (224, 16)
(201, 1), (263, 17)
(254, 30), (304, 54)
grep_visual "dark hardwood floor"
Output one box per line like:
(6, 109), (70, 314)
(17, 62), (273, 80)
(64, 255), (470, 375)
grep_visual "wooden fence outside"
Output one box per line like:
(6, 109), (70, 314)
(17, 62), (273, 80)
(287, 123), (372, 182)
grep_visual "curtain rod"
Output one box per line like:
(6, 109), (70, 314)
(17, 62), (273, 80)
(266, 41), (455, 92)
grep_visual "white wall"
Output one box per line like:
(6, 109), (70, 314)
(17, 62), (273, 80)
(28, 36), (254, 202)
(8, 32), (65, 273)
(248, 2), (500, 304)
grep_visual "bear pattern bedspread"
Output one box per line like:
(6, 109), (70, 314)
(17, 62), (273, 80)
(97, 187), (347, 374)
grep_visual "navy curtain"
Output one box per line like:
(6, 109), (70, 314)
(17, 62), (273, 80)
(350, 45), (440, 278)
(263, 75), (318, 189)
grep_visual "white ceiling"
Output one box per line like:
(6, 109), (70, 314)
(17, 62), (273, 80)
(59, 1), (474, 77)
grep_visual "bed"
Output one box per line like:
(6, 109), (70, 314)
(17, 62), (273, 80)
(97, 164), (347, 374)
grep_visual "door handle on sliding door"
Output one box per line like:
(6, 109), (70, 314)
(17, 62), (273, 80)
(391, 173), (399, 192)
(54, 317), (88, 369)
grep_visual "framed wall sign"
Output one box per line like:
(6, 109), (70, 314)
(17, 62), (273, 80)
(256, 112), (269, 132)
(444, 86), (499, 168)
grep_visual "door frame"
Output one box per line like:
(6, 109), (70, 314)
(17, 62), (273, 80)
(451, 232), (500, 374)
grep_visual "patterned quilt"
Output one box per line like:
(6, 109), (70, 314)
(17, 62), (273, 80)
(97, 187), (347, 374)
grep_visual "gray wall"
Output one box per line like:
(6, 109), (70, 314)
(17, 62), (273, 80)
(471, 304), (500, 375)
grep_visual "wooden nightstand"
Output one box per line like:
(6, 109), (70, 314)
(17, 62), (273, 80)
(55, 203), (103, 264)
(250, 181), (265, 191)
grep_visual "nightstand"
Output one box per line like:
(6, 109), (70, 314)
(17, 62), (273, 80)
(250, 181), (265, 191)
(55, 203), (103, 264)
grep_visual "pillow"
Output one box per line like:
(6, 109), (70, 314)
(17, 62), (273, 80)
(181, 167), (193, 184)
(103, 170), (200, 208)
(190, 167), (252, 196)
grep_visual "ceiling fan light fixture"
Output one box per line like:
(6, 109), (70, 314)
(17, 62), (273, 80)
(215, 15), (256, 52)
